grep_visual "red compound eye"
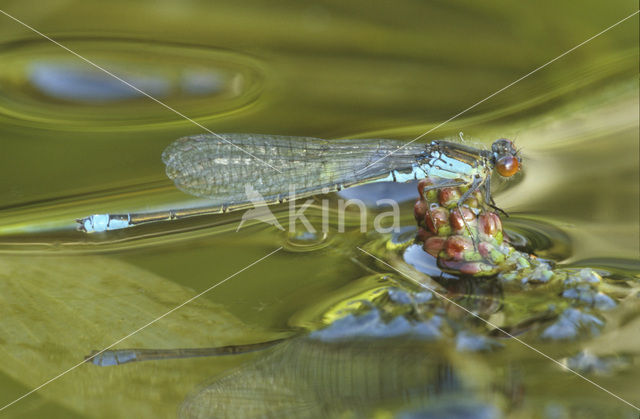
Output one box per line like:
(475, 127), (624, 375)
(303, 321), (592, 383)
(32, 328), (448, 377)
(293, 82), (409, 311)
(496, 155), (519, 177)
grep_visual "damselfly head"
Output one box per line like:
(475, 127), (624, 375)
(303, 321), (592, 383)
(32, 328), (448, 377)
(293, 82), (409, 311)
(491, 138), (521, 177)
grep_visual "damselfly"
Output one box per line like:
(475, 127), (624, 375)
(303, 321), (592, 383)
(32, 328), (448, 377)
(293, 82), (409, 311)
(77, 134), (521, 233)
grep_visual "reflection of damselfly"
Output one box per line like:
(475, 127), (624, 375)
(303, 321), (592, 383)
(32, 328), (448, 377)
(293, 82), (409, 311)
(86, 339), (286, 366)
(77, 134), (521, 233)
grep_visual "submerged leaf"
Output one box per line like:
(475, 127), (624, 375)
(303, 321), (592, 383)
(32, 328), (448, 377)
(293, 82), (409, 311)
(0, 255), (274, 418)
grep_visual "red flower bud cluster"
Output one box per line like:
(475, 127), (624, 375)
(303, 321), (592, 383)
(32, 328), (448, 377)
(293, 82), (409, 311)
(413, 179), (509, 276)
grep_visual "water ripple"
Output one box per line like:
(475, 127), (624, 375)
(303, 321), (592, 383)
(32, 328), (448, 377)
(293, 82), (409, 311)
(0, 38), (265, 130)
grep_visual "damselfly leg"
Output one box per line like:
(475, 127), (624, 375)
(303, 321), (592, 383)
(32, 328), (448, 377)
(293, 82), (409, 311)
(483, 175), (509, 217)
(457, 175), (484, 248)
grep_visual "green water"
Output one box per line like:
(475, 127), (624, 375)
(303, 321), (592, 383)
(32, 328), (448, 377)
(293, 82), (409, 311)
(0, 1), (638, 418)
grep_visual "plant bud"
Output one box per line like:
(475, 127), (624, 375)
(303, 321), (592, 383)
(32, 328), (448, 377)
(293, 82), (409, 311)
(449, 207), (476, 232)
(423, 236), (446, 257)
(425, 207), (450, 235)
(478, 212), (502, 236)
(414, 199), (428, 223)
(416, 227), (433, 242)
(459, 262), (495, 276)
(444, 235), (474, 260)
(438, 187), (461, 208)
(417, 178), (438, 202)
